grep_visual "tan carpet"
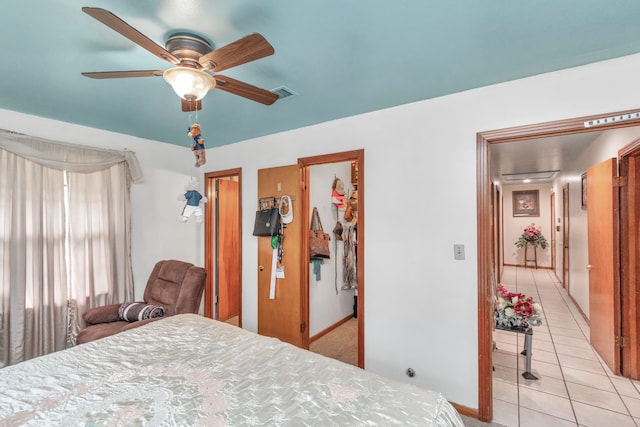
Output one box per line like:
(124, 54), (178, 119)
(309, 318), (358, 366)
(223, 315), (239, 327)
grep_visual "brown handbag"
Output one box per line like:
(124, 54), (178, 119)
(309, 207), (331, 259)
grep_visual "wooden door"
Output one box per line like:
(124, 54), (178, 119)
(620, 149), (640, 378)
(217, 179), (240, 321)
(587, 158), (620, 373)
(257, 164), (303, 347)
(562, 184), (570, 290)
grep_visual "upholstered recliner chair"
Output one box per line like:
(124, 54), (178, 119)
(76, 260), (206, 344)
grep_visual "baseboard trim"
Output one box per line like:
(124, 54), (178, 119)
(309, 314), (354, 343)
(550, 270), (589, 325)
(451, 402), (479, 419)
(503, 262), (553, 270)
(569, 293), (590, 325)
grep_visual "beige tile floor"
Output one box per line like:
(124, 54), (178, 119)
(493, 266), (640, 427)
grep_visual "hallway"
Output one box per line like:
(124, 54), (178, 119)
(492, 266), (640, 427)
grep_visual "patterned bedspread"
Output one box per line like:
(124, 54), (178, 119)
(0, 314), (464, 426)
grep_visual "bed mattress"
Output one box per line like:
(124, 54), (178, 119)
(0, 313), (464, 426)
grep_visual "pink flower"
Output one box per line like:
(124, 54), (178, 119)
(524, 223), (541, 236)
(515, 300), (534, 317)
(497, 284), (510, 297)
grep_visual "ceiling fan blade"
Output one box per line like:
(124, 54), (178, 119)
(82, 7), (180, 65)
(199, 33), (274, 72)
(82, 70), (165, 79)
(181, 99), (202, 112)
(214, 75), (278, 105)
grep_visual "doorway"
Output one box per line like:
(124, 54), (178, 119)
(477, 109), (640, 422)
(204, 169), (242, 326)
(299, 149), (365, 368)
(306, 161), (358, 367)
(562, 183), (570, 290)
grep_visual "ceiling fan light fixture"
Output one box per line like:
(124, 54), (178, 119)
(163, 67), (216, 101)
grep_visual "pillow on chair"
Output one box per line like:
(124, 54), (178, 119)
(118, 302), (165, 322)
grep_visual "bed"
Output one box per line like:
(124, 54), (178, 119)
(0, 314), (464, 426)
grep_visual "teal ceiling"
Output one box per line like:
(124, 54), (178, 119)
(2, 1), (640, 148)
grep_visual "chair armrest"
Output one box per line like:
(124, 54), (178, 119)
(121, 316), (163, 332)
(83, 304), (122, 325)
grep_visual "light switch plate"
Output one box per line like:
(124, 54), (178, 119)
(454, 244), (465, 260)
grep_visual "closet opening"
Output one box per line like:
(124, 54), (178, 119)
(299, 149), (365, 368)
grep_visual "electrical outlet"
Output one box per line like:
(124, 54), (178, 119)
(454, 244), (465, 260)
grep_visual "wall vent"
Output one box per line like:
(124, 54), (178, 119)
(271, 86), (297, 99)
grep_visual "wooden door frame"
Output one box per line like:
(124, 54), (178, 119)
(298, 149), (365, 368)
(491, 184), (496, 280)
(204, 168), (242, 326)
(550, 192), (556, 271)
(619, 138), (640, 378)
(497, 187), (502, 283)
(562, 184), (570, 291)
(477, 109), (640, 422)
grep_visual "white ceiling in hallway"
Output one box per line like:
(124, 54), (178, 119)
(490, 132), (604, 184)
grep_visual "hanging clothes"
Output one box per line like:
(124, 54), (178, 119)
(342, 223), (357, 290)
(311, 258), (324, 281)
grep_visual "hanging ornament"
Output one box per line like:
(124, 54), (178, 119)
(188, 123), (206, 167)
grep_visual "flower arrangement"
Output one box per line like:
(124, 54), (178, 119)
(515, 223), (548, 249)
(495, 284), (542, 329)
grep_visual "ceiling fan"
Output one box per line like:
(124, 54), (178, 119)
(81, 7), (278, 111)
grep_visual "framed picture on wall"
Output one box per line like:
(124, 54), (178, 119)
(581, 173), (587, 209)
(512, 190), (540, 217)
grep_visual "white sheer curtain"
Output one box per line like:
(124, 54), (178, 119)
(0, 131), (142, 366)
(0, 151), (68, 365)
(66, 162), (135, 344)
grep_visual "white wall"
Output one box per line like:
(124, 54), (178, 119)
(308, 162), (355, 337)
(552, 126), (640, 318)
(209, 53), (640, 409)
(3, 51), (640, 410)
(502, 184), (553, 268)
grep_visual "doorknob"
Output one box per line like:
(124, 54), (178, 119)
(259, 265), (264, 271)
(586, 264), (593, 270)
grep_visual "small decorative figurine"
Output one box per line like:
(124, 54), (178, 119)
(178, 177), (208, 223)
(188, 123), (206, 167)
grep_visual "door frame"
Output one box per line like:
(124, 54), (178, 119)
(476, 108), (640, 422)
(298, 149), (365, 368)
(204, 168), (242, 326)
(619, 138), (640, 378)
(562, 183), (570, 290)
(550, 192), (556, 271)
